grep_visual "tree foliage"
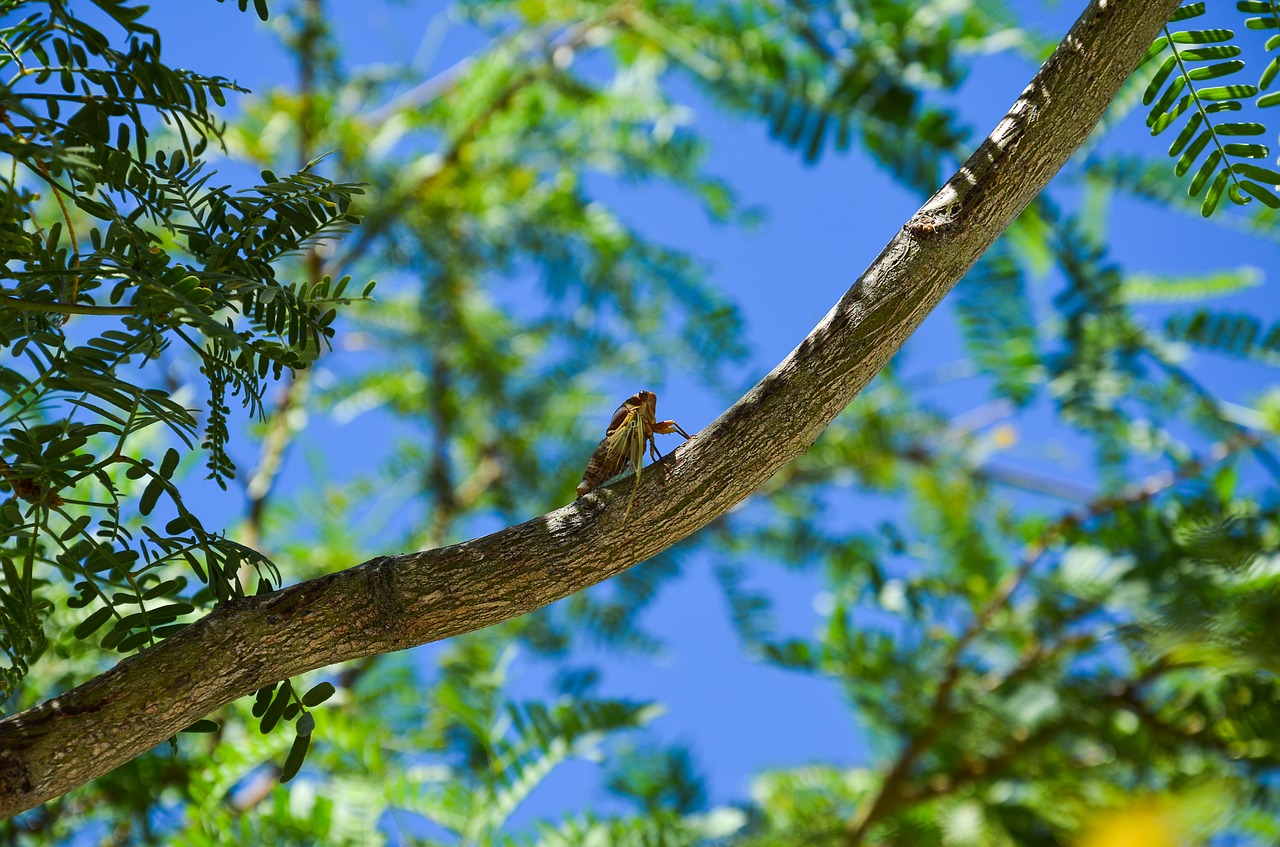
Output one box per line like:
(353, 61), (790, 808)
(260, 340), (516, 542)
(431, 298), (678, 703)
(4, 0), (1280, 845)
(0, 0), (373, 711)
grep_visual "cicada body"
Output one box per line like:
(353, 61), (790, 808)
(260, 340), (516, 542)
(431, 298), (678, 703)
(575, 390), (692, 520)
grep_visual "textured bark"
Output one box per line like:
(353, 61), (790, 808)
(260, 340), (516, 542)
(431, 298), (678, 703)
(0, 0), (1180, 818)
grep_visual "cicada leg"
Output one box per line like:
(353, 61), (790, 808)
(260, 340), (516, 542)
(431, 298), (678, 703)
(652, 419), (692, 440)
(645, 434), (663, 464)
(646, 419), (692, 466)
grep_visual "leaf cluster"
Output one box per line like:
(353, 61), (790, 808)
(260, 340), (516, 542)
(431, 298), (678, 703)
(0, 0), (370, 711)
(1141, 2), (1280, 215)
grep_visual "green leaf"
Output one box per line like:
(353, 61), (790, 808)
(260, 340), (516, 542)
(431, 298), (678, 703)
(1187, 60), (1245, 81)
(159, 448), (181, 480)
(280, 732), (309, 783)
(260, 685), (290, 733)
(73, 606), (113, 640)
(1260, 56), (1280, 90)
(1178, 46), (1241, 61)
(1170, 112), (1205, 156)
(252, 684), (277, 718)
(1231, 162), (1280, 184)
(1143, 55), (1179, 105)
(296, 712), (315, 737)
(59, 514), (92, 542)
(1143, 36), (1170, 64)
(1202, 167), (1232, 215)
(139, 477), (165, 516)
(1198, 83), (1259, 100)
(1170, 29), (1234, 45)
(152, 623), (189, 639)
(1121, 266), (1262, 302)
(1213, 121), (1265, 135)
(143, 578), (186, 600)
(1239, 180), (1280, 207)
(147, 602), (194, 622)
(1212, 462), (1239, 504)
(181, 719), (220, 733)
(1222, 142), (1269, 158)
(1189, 149), (1222, 196)
(1174, 128), (1212, 175)
(165, 515), (192, 534)
(301, 681), (335, 707)
(1147, 75), (1188, 127)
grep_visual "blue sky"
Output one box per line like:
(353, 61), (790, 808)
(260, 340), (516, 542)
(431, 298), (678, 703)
(143, 0), (1279, 831)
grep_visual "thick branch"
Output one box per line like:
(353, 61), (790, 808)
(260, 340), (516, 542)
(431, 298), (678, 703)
(0, 0), (1180, 818)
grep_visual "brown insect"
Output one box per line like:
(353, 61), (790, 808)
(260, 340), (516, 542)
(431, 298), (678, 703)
(576, 390), (692, 520)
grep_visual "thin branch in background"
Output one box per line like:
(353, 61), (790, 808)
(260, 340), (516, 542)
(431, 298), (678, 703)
(331, 7), (629, 274)
(328, 65), (546, 273)
(425, 350), (458, 548)
(240, 0), (326, 559)
(979, 463), (1095, 503)
(842, 430), (1266, 844)
(242, 374), (310, 553)
(365, 43), (478, 124)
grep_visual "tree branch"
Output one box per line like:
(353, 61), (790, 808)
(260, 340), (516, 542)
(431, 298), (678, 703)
(0, 0), (1181, 818)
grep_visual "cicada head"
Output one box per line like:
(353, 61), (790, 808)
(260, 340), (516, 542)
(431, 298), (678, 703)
(636, 390), (658, 424)
(604, 388), (655, 432)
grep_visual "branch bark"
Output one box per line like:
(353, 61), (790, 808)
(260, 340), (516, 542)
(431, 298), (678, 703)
(0, 0), (1180, 818)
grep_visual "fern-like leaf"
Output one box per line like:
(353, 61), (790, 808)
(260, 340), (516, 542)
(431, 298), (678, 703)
(1239, 1), (1280, 103)
(1166, 309), (1280, 365)
(1084, 155), (1280, 240)
(1144, 3), (1280, 214)
(1121, 265), (1263, 302)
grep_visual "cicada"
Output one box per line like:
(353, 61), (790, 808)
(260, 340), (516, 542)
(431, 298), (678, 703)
(576, 390), (692, 520)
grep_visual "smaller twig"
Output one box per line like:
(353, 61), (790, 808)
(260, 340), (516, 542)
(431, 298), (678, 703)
(980, 629), (1095, 693)
(898, 658), (1184, 808)
(2, 111), (81, 305)
(0, 293), (135, 316)
(897, 720), (1066, 805)
(242, 375), (310, 552)
(424, 352), (457, 547)
(329, 7), (631, 276)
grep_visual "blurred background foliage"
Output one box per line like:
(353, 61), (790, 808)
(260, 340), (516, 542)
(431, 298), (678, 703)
(3, 0), (1280, 844)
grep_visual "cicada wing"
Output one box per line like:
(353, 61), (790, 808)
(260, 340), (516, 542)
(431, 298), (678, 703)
(576, 410), (640, 496)
(621, 412), (646, 522)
